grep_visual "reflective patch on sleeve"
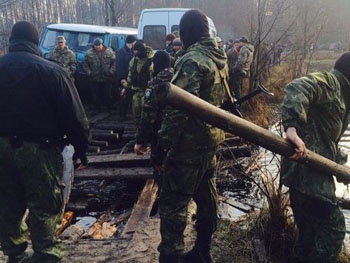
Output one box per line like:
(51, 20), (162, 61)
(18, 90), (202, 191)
(145, 88), (153, 100)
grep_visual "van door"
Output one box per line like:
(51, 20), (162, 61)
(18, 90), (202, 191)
(140, 10), (168, 50)
(169, 10), (185, 35)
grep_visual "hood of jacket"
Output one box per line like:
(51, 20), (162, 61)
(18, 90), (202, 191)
(241, 43), (254, 53)
(185, 38), (227, 71)
(9, 39), (41, 56)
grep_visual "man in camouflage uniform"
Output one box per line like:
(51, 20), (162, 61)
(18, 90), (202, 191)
(82, 38), (115, 111)
(157, 9), (227, 263)
(281, 52), (350, 263)
(122, 40), (154, 130)
(0, 21), (89, 263)
(231, 36), (254, 99)
(48, 36), (77, 82)
(134, 51), (173, 182)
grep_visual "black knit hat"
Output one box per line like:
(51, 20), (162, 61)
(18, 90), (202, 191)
(126, 35), (137, 44)
(10, 21), (39, 45)
(180, 9), (210, 50)
(133, 40), (147, 58)
(153, 50), (171, 76)
(334, 52), (350, 81)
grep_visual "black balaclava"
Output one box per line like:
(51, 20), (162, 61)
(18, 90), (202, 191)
(153, 50), (171, 76)
(133, 40), (147, 58)
(180, 9), (210, 50)
(334, 52), (350, 81)
(10, 21), (39, 45)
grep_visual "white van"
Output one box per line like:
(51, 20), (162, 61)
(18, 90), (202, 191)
(137, 8), (217, 50)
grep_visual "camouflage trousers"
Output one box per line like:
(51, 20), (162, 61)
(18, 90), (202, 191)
(289, 189), (345, 263)
(0, 137), (64, 262)
(132, 90), (145, 129)
(158, 149), (218, 256)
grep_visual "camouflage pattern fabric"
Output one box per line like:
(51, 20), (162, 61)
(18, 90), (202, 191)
(136, 68), (174, 166)
(48, 46), (77, 81)
(0, 138), (64, 262)
(82, 46), (115, 82)
(281, 70), (350, 203)
(158, 152), (218, 255)
(281, 69), (350, 262)
(289, 189), (345, 263)
(126, 46), (154, 128)
(233, 43), (254, 75)
(157, 38), (227, 256)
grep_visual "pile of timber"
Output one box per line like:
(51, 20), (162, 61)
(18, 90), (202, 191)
(60, 152), (158, 240)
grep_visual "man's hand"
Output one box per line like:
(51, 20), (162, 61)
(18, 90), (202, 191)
(134, 144), (143, 155)
(285, 127), (307, 160)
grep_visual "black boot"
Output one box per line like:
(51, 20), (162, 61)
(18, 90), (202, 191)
(180, 226), (214, 263)
(159, 253), (180, 263)
(180, 247), (213, 263)
(7, 252), (32, 263)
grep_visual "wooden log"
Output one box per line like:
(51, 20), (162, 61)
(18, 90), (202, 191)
(222, 136), (244, 147)
(74, 167), (154, 180)
(93, 122), (125, 133)
(119, 133), (135, 141)
(162, 83), (350, 183)
(91, 133), (119, 141)
(87, 149), (123, 156)
(121, 179), (159, 238)
(89, 139), (109, 148)
(88, 145), (100, 153)
(89, 112), (111, 125)
(87, 153), (151, 168)
(91, 129), (114, 135)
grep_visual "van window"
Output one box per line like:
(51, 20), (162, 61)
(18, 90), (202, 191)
(143, 25), (166, 50)
(110, 36), (119, 51)
(42, 29), (103, 52)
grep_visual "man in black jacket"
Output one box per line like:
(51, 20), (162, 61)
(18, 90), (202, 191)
(116, 34), (137, 121)
(0, 21), (89, 263)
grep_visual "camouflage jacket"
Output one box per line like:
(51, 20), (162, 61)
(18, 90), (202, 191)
(281, 69), (350, 204)
(234, 43), (254, 75)
(126, 46), (154, 92)
(48, 46), (77, 79)
(158, 38), (227, 156)
(82, 46), (115, 82)
(136, 68), (174, 165)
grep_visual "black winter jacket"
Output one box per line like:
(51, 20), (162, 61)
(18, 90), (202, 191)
(0, 40), (89, 156)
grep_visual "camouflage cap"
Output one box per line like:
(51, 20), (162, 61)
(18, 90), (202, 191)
(56, 36), (66, 42)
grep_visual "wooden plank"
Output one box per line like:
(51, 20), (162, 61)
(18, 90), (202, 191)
(91, 133), (119, 141)
(87, 153), (151, 167)
(93, 122), (125, 132)
(91, 129), (114, 134)
(88, 145), (100, 153)
(89, 112), (111, 125)
(121, 179), (159, 238)
(89, 139), (109, 148)
(74, 167), (154, 180)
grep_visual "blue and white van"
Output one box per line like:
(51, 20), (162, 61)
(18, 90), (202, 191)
(137, 8), (217, 50)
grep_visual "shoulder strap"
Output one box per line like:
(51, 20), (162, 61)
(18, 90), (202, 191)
(219, 68), (235, 103)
